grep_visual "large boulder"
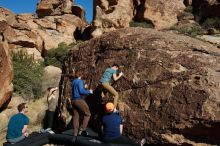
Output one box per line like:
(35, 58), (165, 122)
(33, 14), (85, 51)
(0, 41), (13, 109)
(135, 0), (185, 30)
(36, 0), (73, 18)
(193, 0), (220, 19)
(42, 65), (62, 93)
(58, 28), (220, 145)
(92, 0), (133, 37)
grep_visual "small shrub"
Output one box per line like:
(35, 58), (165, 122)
(44, 41), (82, 68)
(129, 20), (154, 28)
(202, 17), (220, 29)
(184, 6), (193, 13)
(12, 50), (44, 99)
(174, 25), (203, 37)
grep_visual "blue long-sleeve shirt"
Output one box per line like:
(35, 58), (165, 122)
(72, 78), (90, 100)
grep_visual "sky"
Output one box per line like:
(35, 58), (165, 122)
(0, 0), (93, 22)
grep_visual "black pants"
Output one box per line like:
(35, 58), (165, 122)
(104, 136), (139, 146)
(3, 132), (50, 146)
(46, 110), (55, 129)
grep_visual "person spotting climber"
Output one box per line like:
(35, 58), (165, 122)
(46, 87), (58, 130)
(71, 70), (93, 137)
(6, 103), (29, 144)
(100, 64), (123, 108)
(101, 102), (138, 145)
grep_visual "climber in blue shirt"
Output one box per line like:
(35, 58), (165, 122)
(71, 70), (93, 137)
(100, 64), (123, 109)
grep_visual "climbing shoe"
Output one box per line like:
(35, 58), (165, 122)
(79, 130), (89, 136)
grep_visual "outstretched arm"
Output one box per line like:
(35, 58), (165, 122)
(78, 80), (92, 95)
(113, 72), (123, 81)
(48, 87), (58, 101)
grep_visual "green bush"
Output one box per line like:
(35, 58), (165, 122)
(129, 20), (154, 28)
(44, 41), (82, 68)
(12, 50), (44, 99)
(202, 17), (220, 29)
(174, 25), (204, 37)
(184, 6), (193, 13)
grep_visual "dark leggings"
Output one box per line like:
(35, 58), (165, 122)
(46, 110), (55, 128)
(4, 132), (50, 146)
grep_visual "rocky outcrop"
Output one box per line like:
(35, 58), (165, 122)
(92, 0), (133, 37)
(0, 40), (13, 109)
(72, 5), (86, 21)
(0, 4), (86, 107)
(135, 0), (185, 30)
(0, 5), (86, 60)
(36, 0), (73, 18)
(193, 0), (220, 20)
(92, 0), (185, 37)
(58, 28), (220, 145)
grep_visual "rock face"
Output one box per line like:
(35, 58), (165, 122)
(193, 0), (220, 19)
(0, 6), (86, 60)
(92, 0), (133, 37)
(135, 0), (185, 30)
(58, 28), (220, 145)
(0, 41), (13, 109)
(198, 34), (220, 46)
(92, 0), (185, 37)
(36, 0), (73, 18)
(0, 4), (86, 107)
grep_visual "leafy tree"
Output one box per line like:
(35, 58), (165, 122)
(12, 50), (44, 99)
(44, 41), (82, 68)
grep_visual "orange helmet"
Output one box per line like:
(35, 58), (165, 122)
(105, 102), (114, 113)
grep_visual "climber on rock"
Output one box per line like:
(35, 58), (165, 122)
(71, 70), (93, 138)
(100, 64), (123, 109)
